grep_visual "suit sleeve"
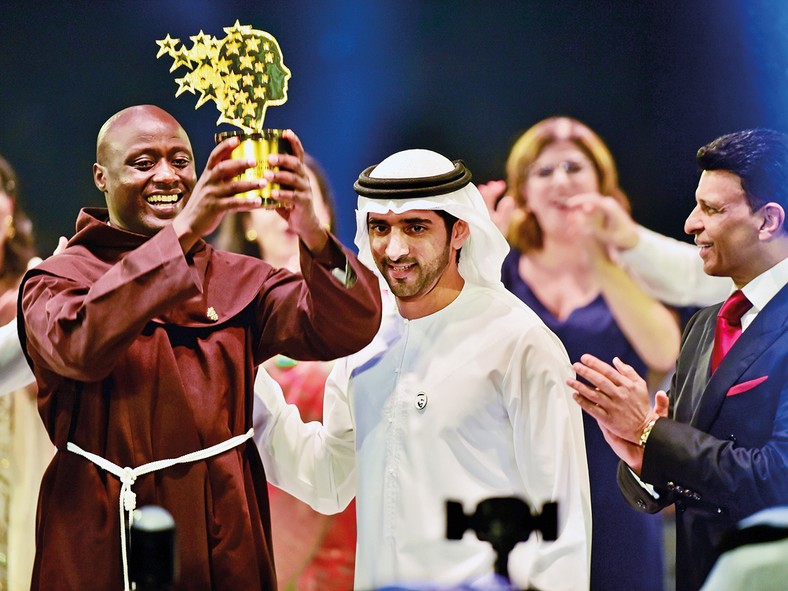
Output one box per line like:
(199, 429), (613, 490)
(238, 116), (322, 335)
(20, 226), (199, 381)
(627, 305), (788, 521)
(617, 457), (675, 514)
(637, 404), (788, 521)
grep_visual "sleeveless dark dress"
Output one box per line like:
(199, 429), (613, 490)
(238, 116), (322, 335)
(502, 249), (664, 591)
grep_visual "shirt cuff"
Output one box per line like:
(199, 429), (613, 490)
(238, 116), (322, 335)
(330, 258), (357, 288)
(628, 466), (660, 499)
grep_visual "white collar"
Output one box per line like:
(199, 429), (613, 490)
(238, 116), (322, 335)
(741, 255), (788, 313)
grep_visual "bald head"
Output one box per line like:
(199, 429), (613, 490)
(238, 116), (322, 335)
(96, 105), (188, 164)
(92, 104), (197, 236)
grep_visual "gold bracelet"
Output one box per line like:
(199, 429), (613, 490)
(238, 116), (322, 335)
(639, 419), (657, 448)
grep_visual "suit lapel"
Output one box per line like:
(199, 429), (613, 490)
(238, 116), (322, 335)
(682, 308), (717, 428)
(691, 284), (788, 431)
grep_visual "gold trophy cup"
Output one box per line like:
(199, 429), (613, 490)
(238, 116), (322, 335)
(156, 21), (292, 207)
(214, 129), (291, 205)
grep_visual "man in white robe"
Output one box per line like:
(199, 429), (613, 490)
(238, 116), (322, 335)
(255, 149), (591, 590)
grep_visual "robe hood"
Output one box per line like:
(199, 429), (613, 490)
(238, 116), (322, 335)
(26, 207), (271, 327)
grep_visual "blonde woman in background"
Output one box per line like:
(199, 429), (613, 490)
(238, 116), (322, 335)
(495, 117), (681, 590)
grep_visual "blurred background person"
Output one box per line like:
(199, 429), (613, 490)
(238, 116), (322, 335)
(0, 154), (52, 591)
(492, 117), (681, 590)
(482, 179), (732, 309)
(214, 154), (355, 591)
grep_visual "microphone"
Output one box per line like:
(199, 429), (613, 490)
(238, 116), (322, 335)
(130, 505), (177, 591)
(446, 497), (558, 586)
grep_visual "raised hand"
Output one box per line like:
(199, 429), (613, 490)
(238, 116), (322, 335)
(173, 136), (266, 251)
(566, 193), (639, 250)
(263, 130), (329, 255)
(477, 180), (515, 235)
(567, 354), (659, 444)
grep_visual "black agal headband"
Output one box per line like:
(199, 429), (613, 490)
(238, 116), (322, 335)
(354, 159), (472, 199)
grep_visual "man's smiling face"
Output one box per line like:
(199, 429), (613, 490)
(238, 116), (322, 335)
(367, 209), (456, 302)
(94, 105), (197, 236)
(684, 169), (764, 286)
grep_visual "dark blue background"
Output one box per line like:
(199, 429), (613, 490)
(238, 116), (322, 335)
(3, 0), (787, 253)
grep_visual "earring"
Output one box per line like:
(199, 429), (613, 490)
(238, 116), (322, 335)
(245, 228), (258, 242)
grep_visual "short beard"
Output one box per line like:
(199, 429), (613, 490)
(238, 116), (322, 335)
(380, 242), (452, 300)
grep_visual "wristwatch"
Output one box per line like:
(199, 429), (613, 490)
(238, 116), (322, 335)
(639, 419), (657, 448)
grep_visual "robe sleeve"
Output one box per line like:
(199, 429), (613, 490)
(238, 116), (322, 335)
(20, 225), (199, 381)
(252, 234), (381, 364)
(505, 323), (592, 591)
(252, 362), (356, 514)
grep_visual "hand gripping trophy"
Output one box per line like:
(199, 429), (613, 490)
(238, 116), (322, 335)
(156, 21), (293, 206)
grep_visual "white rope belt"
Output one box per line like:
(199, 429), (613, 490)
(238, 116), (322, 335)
(66, 428), (254, 591)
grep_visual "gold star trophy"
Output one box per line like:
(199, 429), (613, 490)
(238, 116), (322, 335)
(156, 21), (292, 207)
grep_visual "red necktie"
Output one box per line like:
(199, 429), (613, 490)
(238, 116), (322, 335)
(710, 290), (752, 373)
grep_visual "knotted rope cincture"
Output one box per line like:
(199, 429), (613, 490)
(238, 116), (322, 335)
(66, 428), (254, 591)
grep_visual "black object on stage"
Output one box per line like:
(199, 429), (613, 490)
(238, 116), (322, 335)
(446, 497), (558, 588)
(130, 505), (177, 591)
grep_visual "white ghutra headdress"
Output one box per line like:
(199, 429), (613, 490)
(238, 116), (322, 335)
(353, 149), (510, 290)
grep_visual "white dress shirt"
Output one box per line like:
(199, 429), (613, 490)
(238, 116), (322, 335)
(255, 282), (591, 590)
(739, 255), (788, 331)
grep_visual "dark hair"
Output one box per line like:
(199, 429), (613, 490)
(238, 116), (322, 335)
(433, 209), (462, 263)
(0, 155), (37, 277)
(696, 128), (788, 210)
(434, 209), (458, 234)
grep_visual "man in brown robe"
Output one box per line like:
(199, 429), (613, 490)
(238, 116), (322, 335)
(17, 105), (382, 591)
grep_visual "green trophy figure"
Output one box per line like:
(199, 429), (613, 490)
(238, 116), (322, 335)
(156, 21), (293, 207)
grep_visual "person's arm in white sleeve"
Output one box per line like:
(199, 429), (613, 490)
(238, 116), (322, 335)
(620, 225), (732, 307)
(0, 318), (35, 396)
(252, 363), (356, 514)
(568, 194), (731, 307)
(0, 239), (69, 397)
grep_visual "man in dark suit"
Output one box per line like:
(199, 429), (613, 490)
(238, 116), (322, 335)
(568, 128), (788, 591)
